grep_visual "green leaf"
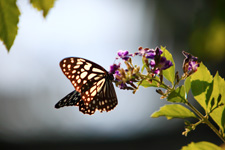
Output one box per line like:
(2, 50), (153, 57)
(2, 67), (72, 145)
(140, 77), (167, 89)
(30, 0), (55, 18)
(209, 72), (225, 133)
(184, 76), (191, 96)
(0, 0), (20, 51)
(221, 108), (225, 133)
(167, 85), (186, 103)
(190, 62), (213, 111)
(181, 141), (221, 150)
(151, 104), (197, 120)
(141, 56), (148, 73)
(161, 46), (175, 84)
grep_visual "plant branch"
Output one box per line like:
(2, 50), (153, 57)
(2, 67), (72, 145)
(186, 101), (225, 143)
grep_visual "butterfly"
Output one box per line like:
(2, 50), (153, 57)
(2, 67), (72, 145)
(55, 57), (118, 115)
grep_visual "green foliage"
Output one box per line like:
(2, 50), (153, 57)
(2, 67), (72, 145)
(161, 46), (175, 84)
(191, 63), (225, 133)
(151, 104), (197, 120)
(0, 0), (20, 51)
(30, 0), (55, 18)
(141, 56), (148, 73)
(0, 0), (55, 51)
(181, 141), (221, 150)
(167, 85), (186, 103)
(190, 62), (213, 110)
(184, 76), (191, 96)
(208, 72), (225, 133)
(140, 77), (167, 89)
(148, 51), (225, 145)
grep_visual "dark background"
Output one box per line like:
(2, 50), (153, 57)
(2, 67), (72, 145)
(0, 0), (224, 149)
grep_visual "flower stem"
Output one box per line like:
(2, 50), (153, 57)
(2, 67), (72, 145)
(151, 78), (171, 90)
(186, 101), (225, 143)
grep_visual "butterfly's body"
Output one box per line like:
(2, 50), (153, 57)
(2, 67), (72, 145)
(55, 57), (118, 115)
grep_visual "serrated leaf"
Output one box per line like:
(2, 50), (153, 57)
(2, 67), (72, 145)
(209, 72), (225, 133)
(161, 46), (175, 84)
(167, 85), (186, 103)
(190, 62), (213, 111)
(0, 0), (20, 51)
(181, 141), (221, 150)
(151, 104), (197, 120)
(30, 0), (55, 18)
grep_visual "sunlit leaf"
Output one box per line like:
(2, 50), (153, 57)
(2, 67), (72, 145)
(209, 72), (225, 133)
(151, 104), (197, 120)
(0, 0), (20, 51)
(190, 62), (213, 110)
(161, 46), (175, 84)
(184, 76), (191, 96)
(167, 85), (186, 103)
(181, 141), (221, 150)
(30, 0), (55, 18)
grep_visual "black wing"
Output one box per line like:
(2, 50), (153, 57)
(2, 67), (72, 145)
(55, 90), (82, 108)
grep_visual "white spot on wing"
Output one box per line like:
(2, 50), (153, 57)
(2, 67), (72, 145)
(92, 68), (104, 73)
(78, 58), (85, 62)
(81, 72), (88, 79)
(74, 65), (80, 69)
(97, 78), (105, 91)
(77, 62), (83, 65)
(70, 58), (74, 63)
(84, 63), (92, 70)
(88, 73), (97, 80)
(67, 64), (71, 68)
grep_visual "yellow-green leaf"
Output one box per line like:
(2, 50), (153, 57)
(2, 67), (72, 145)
(30, 0), (55, 18)
(181, 141), (221, 150)
(184, 76), (191, 96)
(139, 77), (167, 89)
(161, 46), (175, 84)
(209, 72), (225, 133)
(0, 0), (20, 51)
(151, 104), (197, 120)
(167, 85), (186, 103)
(190, 62), (213, 110)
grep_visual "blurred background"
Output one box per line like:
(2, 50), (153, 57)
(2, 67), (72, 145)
(0, 0), (224, 149)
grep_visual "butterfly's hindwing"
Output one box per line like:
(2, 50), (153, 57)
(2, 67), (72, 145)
(78, 77), (117, 115)
(58, 57), (118, 115)
(55, 90), (82, 108)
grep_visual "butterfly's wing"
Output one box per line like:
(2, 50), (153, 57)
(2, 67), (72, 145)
(55, 90), (82, 108)
(78, 78), (118, 115)
(60, 57), (107, 103)
(59, 57), (117, 114)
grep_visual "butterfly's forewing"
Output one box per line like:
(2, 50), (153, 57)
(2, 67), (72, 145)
(59, 57), (118, 114)
(60, 58), (105, 102)
(55, 90), (81, 108)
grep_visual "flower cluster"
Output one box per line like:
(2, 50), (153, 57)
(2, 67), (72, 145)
(109, 47), (173, 90)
